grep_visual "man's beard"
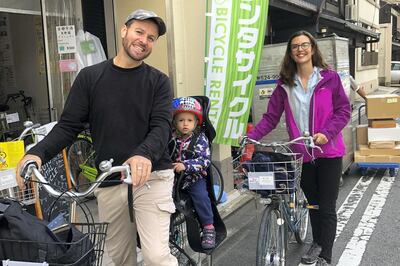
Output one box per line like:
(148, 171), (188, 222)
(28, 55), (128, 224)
(122, 38), (151, 62)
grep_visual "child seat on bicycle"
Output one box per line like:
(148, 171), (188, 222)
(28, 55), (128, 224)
(169, 96), (226, 253)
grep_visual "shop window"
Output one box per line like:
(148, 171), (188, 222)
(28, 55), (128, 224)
(361, 50), (378, 66)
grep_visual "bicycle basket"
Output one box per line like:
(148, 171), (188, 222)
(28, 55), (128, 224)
(0, 169), (38, 205)
(240, 151), (303, 195)
(0, 222), (108, 266)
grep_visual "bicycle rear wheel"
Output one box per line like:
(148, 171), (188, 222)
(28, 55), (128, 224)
(169, 212), (197, 266)
(294, 187), (309, 244)
(256, 206), (286, 266)
(210, 162), (224, 203)
(67, 138), (96, 193)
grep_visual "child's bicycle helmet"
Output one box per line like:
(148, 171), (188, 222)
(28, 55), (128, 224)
(172, 97), (203, 125)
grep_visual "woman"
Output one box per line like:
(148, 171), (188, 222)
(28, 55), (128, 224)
(246, 30), (351, 266)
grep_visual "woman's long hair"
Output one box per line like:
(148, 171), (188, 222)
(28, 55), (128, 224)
(279, 30), (328, 87)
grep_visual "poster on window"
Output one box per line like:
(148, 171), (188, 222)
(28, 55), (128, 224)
(56, 25), (77, 54)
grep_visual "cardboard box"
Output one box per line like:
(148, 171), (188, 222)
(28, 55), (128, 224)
(369, 141), (396, 149)
(355, 151), (400, 163)
(368, 119), (397, 128)
(356, 124), (368, 145)
(359, 144), (400, 156)
(366, 94), (400, 119)
(368, 125), (400, 142)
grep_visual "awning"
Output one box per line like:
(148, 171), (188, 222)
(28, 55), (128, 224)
(320, 13), (380, 41)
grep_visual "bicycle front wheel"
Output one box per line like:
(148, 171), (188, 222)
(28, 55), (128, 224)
(294, 187), (309, 244)
(67, 138), (96, 193)
(210, 162), (224, 203)
(256, 206), (286, 266)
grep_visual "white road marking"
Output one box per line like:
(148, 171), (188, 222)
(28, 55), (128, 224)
(336, 175), (395, 266)
(335, 175), (374, 241)
(298, 174), (374, 266)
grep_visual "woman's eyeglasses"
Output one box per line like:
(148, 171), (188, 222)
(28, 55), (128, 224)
(290, 42), (311, 51)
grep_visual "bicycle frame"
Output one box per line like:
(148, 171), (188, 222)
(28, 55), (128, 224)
(79, 151), (97, 182)
(264, 192), (307, 239)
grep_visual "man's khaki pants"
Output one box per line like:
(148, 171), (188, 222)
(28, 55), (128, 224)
(94, 169), (178, 266)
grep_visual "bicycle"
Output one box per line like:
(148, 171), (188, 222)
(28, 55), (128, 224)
(66, 130), (97, 194)
(68, 131), (225, 203)
(237, 135), (321, 266)
(1, 159), (131, 265)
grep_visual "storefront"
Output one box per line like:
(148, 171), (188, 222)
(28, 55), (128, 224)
(0, 0), (235, 190)
(0, 0), (114, 140)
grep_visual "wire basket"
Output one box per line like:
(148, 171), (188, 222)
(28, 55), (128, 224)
(238, 152), (303, 195)
(0, 222), (108, 266)
(0, 182), (38, 206)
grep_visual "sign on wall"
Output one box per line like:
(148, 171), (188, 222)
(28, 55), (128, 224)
(204, 0), (269, 146)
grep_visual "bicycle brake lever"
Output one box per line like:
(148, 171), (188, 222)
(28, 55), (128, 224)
(20, 160), (38, 182)
(123, 168), (132, 185)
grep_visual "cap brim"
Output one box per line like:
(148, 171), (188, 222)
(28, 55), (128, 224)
(150, 17), (166, 36)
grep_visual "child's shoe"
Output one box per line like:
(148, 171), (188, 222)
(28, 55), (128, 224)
(201, 227), (216, 249)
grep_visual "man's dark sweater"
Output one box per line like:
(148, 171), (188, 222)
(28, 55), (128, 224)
(28, 59), (173, 185)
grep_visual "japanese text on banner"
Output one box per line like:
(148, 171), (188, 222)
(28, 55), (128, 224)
(205, 0), (269, 146)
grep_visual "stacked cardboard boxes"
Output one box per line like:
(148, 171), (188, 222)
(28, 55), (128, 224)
(355, 94), (400, 163)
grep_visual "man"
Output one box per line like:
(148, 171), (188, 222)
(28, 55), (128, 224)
(350, 75), (367, 100)
(16, 9), (177, 266)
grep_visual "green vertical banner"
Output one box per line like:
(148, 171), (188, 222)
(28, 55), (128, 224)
(204, 0), (269, 146)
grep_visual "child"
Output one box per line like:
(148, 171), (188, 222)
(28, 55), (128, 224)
(170, 97), (216, 249)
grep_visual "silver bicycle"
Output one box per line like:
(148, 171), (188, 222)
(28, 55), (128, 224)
(237, 135), (321, 266)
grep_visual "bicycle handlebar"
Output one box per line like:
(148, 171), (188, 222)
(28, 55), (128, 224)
(240, 135), (323, 153)
(20, 159), (131, 199)
(17, 121), (41, 141)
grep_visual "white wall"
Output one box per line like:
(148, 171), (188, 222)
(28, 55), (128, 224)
(168, 0), (206, 97)
(378, 23), (392, 86)
(358, 0), (380, 28)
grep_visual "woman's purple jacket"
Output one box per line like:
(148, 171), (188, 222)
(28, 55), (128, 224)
(247, 69), (351, 163)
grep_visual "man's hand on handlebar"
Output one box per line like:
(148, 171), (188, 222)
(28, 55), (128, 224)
(16, 154), (42, 190)
(124, 155), (152, 187)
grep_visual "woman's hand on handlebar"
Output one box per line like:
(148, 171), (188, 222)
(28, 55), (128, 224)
(238, 135), (248, 146)
(313, 133), (328, 145)
(16, 154), (42, 190)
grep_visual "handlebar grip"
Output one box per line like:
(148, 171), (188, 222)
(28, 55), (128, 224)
(20, 160), (38, 181)
(239, 135), (248, 147)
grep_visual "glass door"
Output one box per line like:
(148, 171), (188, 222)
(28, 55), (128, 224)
(41, 0), (84, 120)
(0, 0), (50, 138)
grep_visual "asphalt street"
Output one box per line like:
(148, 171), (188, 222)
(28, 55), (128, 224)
(212, 165), (400, 266)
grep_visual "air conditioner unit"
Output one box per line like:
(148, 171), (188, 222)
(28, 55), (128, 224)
(345, 4), (358, 21)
